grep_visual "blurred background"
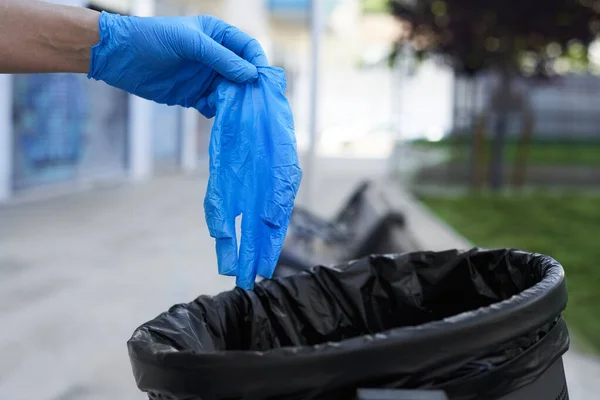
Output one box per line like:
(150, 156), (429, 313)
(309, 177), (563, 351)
(1, 0), (600, 399)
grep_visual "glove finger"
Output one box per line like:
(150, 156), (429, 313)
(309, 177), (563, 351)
(236, 214), (260, 290)
(196, 32), (258, 83)
(204, 181), (239, 276)
(204, 114), (238, 276)
(257, 225), (287, 279)
(221, 27), (269, 67)
(215, 237), (238, 276)
(204, 207), (239, 276)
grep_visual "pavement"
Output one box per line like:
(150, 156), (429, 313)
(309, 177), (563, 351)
(1, 157), (599, 399)
(0, 157), (388, 400)
(0, 172), (231, 400)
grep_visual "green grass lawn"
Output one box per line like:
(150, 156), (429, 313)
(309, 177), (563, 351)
(412, 139), (600, 167)
(421, 192), (600, 353)
(363, 0), (389, 13)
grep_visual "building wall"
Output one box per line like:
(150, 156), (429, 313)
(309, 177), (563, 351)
(453, 73), (600, 140)
(0, 2), (93, 201)
(8, 1), (139, 193)
(10, 72), (129, 190)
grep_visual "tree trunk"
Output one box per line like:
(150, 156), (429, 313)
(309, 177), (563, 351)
(512, 111), (534, 188)
(472, 114), (488, 189)
(489, 71), (513, 191)
(468, 77), (480, 187)
(451, 71), (459, 136)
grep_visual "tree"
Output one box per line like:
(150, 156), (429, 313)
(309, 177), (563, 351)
(390, 0), (599, 189)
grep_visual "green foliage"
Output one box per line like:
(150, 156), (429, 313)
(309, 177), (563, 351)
(390, 0), (599, 76)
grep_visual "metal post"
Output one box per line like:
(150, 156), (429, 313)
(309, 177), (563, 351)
(180, 108), (198, 173)
(393, 41), (406, 141)
(0, 74), (12, 202)
(177, 1), (199, 174)
(304, 0), (323, 208)
(128, 0), (155, 181)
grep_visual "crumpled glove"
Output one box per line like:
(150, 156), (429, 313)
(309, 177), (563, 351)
(204, 67), (302, 290)
(88, 12), (267, 116)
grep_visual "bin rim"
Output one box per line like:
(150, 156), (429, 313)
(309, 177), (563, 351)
(129, 249), (567, 368)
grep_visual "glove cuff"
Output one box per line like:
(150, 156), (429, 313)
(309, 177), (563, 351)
(88, 11), (120, 82)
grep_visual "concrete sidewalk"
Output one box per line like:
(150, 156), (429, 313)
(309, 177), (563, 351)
(0, 173), (232, 400)
(0, 158), (388, 400)
(1, 157), (598, 399)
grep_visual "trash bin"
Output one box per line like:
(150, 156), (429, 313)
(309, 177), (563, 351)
(128, 248), (569, 400)
(275, 180), (410, 277)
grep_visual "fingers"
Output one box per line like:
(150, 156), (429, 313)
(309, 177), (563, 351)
(204, 117), (239, 275)
(241, 38), (269, 67)
(204, 192), (239, 276)
(237, 216), (288, 286)
(215, 237), (238, 276)
(202, 15), (269, 67)
(193, 31), (258, 83)
(237, 213), (260, 290)
(257, 225), (287, 279)
(204, 204), (239, 276)
(222, 28), (269, 67)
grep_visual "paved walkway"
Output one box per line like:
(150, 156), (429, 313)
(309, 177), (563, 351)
(1, 157), (598, 399)
(0, 157), (388, 400)
(0, 172), (231, 400)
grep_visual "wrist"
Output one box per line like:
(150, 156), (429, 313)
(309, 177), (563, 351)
(74, 9), (102, 74)
(44, 6), (101, 73)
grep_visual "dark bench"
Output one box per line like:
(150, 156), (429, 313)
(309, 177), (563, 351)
(275, 180), (415, 277)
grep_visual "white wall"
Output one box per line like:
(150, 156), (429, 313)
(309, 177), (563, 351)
(0, 75), (11, 202)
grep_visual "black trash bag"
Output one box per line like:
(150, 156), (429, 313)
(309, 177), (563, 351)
(275, 181), (411, 277)
(128, 248), (569, 400)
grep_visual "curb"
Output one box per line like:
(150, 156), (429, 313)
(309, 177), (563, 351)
(382, 180), (472, 251)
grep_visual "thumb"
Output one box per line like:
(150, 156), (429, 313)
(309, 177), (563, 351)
(183, 31), (258, 83)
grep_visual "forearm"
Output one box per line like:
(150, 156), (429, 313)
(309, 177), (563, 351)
(0, 0), (100, 74)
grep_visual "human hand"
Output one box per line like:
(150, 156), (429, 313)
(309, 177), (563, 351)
(88, 12), (267, 117)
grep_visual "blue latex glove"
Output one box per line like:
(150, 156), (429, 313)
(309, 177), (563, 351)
(204, 67), (302, 290)
(88, 12), (267, 116)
